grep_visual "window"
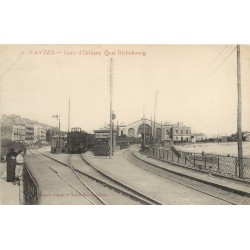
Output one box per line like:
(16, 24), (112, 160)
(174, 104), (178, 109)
(181, 130), (183, 134)
(176, 130), (178, 133)
(186, 130), (188, 134)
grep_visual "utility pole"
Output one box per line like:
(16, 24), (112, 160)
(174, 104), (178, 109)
(237, 44), (243, 178)
(161, 122), (163, 145)
(143, 103), (146, 146)
(153, 92), (158, 146)
(59, 115), (61, 153)
(150, 115), (153, 144)
(109, 58), (113, 159)
(68, 99), (70, 132)
(52, 114), (60, 153)
(49, 122), (52, 143)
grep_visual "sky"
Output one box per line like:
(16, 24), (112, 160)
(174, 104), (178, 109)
(0, 44), (250, 136)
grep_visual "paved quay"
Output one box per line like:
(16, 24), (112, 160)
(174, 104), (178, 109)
(133, 150), (250, 197)
(0, 163), (20, 205)
(82, 151), (233, 204)
(25, 152), (95, 205)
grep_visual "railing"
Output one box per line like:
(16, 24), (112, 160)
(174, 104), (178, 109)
(23, 162), (40, 205)
(145, 147), (250, 180)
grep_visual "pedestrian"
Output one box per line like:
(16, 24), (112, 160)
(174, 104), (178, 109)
(6, 149), (17, 182)
(15, 151), (25, 186)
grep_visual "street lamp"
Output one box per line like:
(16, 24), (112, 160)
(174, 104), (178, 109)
(52, 114), (61, 153)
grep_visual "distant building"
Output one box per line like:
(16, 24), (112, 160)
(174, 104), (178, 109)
(1, 114), (49, 143)
(229, 131), (250, 142)
(171, 122), (191, 142)
(118, 119), (162, 144)
(1, 120), (14, 141)
(243, 132), (250, 142)
(25, 122), (34, 142)
(1, 117), (25, 142)
(116, 119), (191, 144)
(34, 124), (48, 142)
(221, 136), (231, 143)
(191, 133), (206, 143)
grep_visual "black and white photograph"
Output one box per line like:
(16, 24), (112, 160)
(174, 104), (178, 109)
(1, 44), (250, 205)
(1, 1), (250, 250)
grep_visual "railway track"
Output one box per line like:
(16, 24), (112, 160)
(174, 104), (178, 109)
(123, 150), (250, 205)
(31, 149), (163, 205)
(28, 149), (103, 205)
(67, 154), (107, 205)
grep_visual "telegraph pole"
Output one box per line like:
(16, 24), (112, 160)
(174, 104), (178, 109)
(161, 122), (163, 144)
(109, 58), (113, 159)
(52, 114), (60, 153)
(58, 115), (61, 153)
(68, 99), (70, 132)
(143, 103), (146, 146)
(237, 45), (243, 178)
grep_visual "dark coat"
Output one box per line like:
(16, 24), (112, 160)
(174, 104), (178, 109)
(6, 152), (17, 182)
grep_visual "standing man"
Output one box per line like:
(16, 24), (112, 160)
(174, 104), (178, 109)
(6, 149), (17, 182)
(15, 151), (24, 186)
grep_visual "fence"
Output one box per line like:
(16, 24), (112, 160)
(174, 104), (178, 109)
(23, 163), (40, 205)
(145, 147), (250, 179)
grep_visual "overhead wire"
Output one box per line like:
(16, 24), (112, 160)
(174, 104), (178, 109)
(202, 45), (230, 73)
(197, 45), (237, 87)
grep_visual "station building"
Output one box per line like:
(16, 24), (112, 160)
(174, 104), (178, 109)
(117, 119), (191, 144)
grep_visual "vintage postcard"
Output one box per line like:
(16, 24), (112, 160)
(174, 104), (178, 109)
(1, 44), (250, 205)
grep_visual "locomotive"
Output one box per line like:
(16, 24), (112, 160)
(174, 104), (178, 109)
(67, 127), (95, 154)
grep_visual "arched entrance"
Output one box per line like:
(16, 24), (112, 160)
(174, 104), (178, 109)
(128, 128), (135, 137)
(137, 124), (152, 144)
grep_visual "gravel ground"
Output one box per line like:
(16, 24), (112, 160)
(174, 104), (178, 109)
(35, 146), (248, 204)
(28, 150), (141, 205)
(82, 151), (231, 204)
(0, 163), (20, 205)
(26, 151), (96, 205)
(69, 154), (141, 205)
(129, 151), (250, 205)
(39, 151), (143, 205)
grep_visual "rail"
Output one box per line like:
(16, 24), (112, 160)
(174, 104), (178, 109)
(23, 162), (40, 205)
(144, 147), (250, 180)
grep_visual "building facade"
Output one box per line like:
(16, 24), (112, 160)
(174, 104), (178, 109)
(118, 119), (163, 144)
(34, 124), (48, 142)
(171, 122), (191, 142)
(12, 123), (26, 142)
(117, 119), (191, 144)
(191, 133), (207, 143)
(1, 116), (25, 142)
(1, 114), (49, 143)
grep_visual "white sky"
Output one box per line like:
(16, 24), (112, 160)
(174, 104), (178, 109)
(0, 44), (250, 136)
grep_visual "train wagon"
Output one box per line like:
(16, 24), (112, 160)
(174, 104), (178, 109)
(93, 138), (110, 156)
(67, 127), (91, 154)
(51, 135), (67, 153)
